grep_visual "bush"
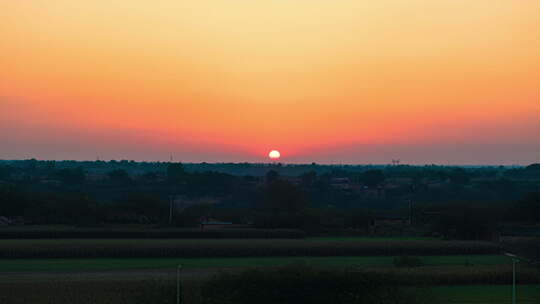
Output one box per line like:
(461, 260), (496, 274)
(0, 239), (500, 259)
(199, 265), (433, 304)
(0, 228), (306, 239)
(393, 256), (425, 267)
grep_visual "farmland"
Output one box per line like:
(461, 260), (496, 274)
(1, 275), (539, 304)
(0, 254), (510, 272)
(0, 238), (500, 258)
(0, 238), (538, 303)
(1, 161), (539, 303)
(433, 285), (540, 304)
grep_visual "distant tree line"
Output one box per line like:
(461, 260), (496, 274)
(0, 161), (539, 239)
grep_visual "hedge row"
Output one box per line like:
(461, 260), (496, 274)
(0, 267), (433, 304)
(2, 265), (539, 304)
(0, 228), (306, 239)
(360, 265), (540, 285)
(0, 239), (500, 258)
(197, 265), (432, 304)
(196, 265), (540, 303)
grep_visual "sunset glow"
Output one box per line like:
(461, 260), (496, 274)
(269, 150), (281, 160)
(1, 1), (540, 164)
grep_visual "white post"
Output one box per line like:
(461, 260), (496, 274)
(504, 253), (519, 304)
(512, 259), (516, 304)
(177, 264), (182, 304)
(169, 195), (174, 225)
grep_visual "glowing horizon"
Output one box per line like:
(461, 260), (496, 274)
(1, 1), (539, 164)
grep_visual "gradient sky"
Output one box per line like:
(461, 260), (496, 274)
(1, 1), (539, 164)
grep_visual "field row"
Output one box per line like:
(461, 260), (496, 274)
(0, 255), (510, 272)
(0, 239), (500, 258)
(0, 228), (307, 239)
(434, 285), (540, 304)
(0, 277), (539, 304)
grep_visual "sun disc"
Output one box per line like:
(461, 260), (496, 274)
(268, 150), (281, 159)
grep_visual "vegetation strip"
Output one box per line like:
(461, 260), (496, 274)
(0, 239), (500, 258)
(1, 269), (539, 303)
(0, 255), (509, 272)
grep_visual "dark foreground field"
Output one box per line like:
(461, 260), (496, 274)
(0, 238), (500, 258)
(0, 255), (510, 272)
(1, 272), (539, 304)
(0, 237), (538, 303)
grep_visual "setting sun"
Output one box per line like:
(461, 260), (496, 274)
(268, 150), (281, 160)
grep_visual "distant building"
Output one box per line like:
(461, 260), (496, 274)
(371, 212), (407, 226)
(200, 220), (234, 230)
(0, 216), (12, 226)
(199, 216), (251, 230)
(330, 177), (351, 189)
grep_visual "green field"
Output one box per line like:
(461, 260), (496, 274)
(307, 236), (439, 241)
(0, 236), (537, 303)
(0, 280), (538, 304)
(0, 255), (509, 272)
(0, 238), (500, 259)
(434, 285), (540, 304)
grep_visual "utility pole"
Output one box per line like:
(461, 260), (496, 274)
(504, 253), (519, 304)
(169, 195), (174, 225)
(177, 264), (183, 304)
(409, 184), (416, 226)
(408, 199), (413, 226)
(513, 258), (517, 304)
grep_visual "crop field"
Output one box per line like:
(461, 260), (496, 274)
(0, 238), (500, 258)
(0, 255), (510, 272)
(0, 227), (307, 239)
(0, 237), (537, 303)
(2, 259), (540, 286)
(433, 285), (540, 304)
(0, 279), (538, 304)
(307, 236), (439, 241)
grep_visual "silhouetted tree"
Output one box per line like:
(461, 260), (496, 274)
(25, 158), (38, 171)
(509, 192), (540, 222)
(449, 168), (470, 185)
(265, 180), (307, 212)
(344, 209), (371, 230)
(167, 163), (186, 184)
(526, 163), (540, 171)
(52, 168), (86, 185)
(300, 171), (317, 187)
(175, 204), (214, 227)
(108, 169), (131, 184)
(361, 170), (385, 189)
(265, 170), (279, 184)
(432, 203), (498, 240)
(0, 165), (13, 180)
(124, 192), (167, 219)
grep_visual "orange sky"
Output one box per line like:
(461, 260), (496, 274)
(1, 1), (539, 164)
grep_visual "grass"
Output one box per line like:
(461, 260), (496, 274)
(0, 238), (500, 258)
(433, 284), (540, 304)
(0, 280), (538, 304)
(307, 236), (439, 241)
(0, 255), (509, 272)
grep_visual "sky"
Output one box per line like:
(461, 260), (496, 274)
(1, 0), (539, 164)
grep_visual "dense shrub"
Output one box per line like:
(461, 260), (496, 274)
(0, 270), (435, 304)
(393, 256), (425, 267)
(0, 239), (500, 259)
(199, 265), (432, 304)
(0, 280), (176, 304)
(361, 265), (540, 285)
(1, 265), (539, 304)
(500, 237), (540, 263)
(0, 228), (306, 239)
